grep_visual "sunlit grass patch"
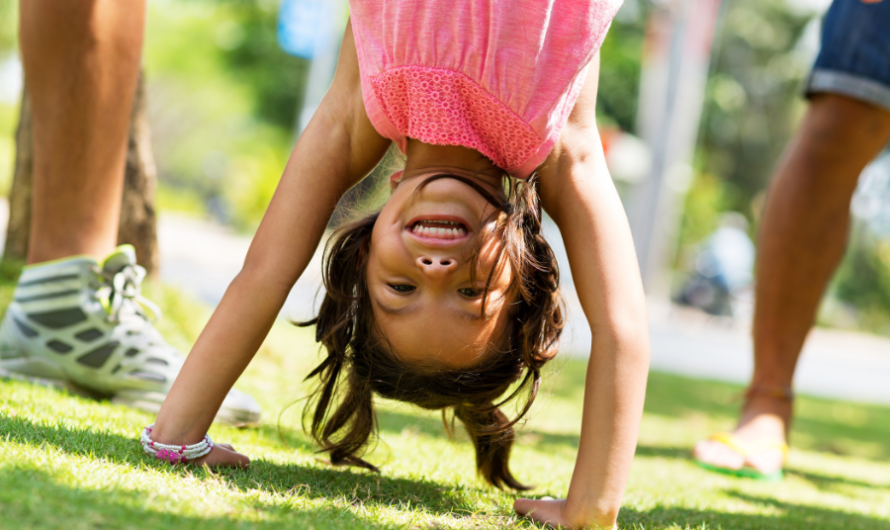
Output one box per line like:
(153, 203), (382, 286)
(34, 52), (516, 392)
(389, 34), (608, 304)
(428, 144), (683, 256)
(1, 274), (889, 529)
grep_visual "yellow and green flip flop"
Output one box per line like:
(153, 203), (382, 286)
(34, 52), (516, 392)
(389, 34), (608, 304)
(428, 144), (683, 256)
(694, 432), (788, 482)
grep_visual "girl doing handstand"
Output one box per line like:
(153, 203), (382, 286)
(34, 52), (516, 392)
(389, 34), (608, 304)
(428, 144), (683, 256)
(147, 2), (650, 528)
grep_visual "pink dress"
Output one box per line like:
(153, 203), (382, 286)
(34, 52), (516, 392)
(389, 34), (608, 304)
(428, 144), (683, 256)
(349, 0), (623, 179)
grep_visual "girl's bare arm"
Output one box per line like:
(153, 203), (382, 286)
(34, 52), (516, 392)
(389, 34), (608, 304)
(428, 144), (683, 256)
(514, 53), (651, 529)
(150, 21), (391, 460)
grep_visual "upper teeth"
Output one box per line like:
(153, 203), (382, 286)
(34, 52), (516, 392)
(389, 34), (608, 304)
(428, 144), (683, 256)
(413, 220), (467, 237)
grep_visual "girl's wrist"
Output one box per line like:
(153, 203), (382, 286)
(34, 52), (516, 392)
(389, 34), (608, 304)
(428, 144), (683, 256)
(140, 423), (214, 464)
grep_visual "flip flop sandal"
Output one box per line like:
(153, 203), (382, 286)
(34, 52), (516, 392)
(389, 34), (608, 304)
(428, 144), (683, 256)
(694, 431), (788, 481)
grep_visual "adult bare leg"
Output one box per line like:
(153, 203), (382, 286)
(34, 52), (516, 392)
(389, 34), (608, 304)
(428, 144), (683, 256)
(20, 0), (145, 264)
(694, 94), (890, 473)
(4, 0), (261, 423)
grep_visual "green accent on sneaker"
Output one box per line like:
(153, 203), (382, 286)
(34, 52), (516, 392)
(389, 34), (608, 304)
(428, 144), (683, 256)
(101, 244), (137, 270)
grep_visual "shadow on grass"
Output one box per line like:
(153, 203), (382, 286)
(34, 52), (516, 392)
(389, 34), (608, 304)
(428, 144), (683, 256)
(634, 445), (691, 459)
(381, 364), (890, 463)
(639, 371), (890, 461)
(0, 463), (408, 530)
(784, 467), (890, 491)
(253, 422), (316, 453)
(377, 408), (451, 440)
(620, 490), (890, 530)
(0, 412), (488, 516)
(378, 408), (697, 463)
(5, 413), (889, 529)
(376, 407), (577, 450)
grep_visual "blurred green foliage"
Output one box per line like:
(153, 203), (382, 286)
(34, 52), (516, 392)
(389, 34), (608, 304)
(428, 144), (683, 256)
(675, 0), (816, 275)
(697, 0), (815, 216)
(0, 102), (16, 198)
(144, 0), (310, 230)
(597, 4), (647, 131)
(675, 172), (742, 263)
(216, 0), (310, 131)
(3, 0), (890, 336)
(0, 2), (15, 52)
(0, 2), (19, 197)
(822, 226), (890, 335)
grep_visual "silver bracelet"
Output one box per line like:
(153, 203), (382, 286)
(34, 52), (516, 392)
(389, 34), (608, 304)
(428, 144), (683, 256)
(140, 423), (214, 464)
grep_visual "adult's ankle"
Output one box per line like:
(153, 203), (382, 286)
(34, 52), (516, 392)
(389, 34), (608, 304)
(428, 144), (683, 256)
(737, 393), (793, 436)
(26, 244), (116, 266)
(26, 229), (122, 265)
(747, 370), (794, 394)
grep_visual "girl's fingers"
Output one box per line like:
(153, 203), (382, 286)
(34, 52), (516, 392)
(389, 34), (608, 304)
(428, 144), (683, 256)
(513, 498), (568, 528)
(193, 444), (250, 468)
(515, 498), (617, 530)
(513, 498), (534, 516)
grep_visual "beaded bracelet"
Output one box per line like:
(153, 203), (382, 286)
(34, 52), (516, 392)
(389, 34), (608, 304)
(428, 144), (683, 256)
(140, 423), (214, 464)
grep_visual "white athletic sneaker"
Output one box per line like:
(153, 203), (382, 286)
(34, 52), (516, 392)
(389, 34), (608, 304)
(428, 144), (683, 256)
(0, 245), (261, 425)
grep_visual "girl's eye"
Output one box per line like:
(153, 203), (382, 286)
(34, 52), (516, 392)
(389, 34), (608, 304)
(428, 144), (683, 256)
(388, 284), (416, 293)
(458, 287), (484, 298)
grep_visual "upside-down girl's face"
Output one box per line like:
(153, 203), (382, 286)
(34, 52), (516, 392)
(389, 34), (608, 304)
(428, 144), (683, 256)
(367, 169), (514, 369)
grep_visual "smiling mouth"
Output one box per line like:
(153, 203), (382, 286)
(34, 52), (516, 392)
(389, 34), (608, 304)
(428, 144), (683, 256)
(409, 220), (468, 240)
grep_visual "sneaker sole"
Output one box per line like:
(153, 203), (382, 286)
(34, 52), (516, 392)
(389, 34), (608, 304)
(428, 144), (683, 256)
(0, 365), (100, 398)
(112, 390), (261, 427)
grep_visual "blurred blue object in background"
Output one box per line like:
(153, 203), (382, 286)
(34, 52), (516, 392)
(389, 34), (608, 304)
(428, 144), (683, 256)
(277, 0), (335, 60)
(677, 212), (754, 317)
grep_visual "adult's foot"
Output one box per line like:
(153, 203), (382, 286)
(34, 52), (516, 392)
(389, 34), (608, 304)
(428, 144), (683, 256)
(693, 391), (792, 476)
(0, 246), (261, 425)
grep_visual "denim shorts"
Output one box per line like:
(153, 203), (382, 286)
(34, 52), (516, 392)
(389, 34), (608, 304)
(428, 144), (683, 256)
(806, 0), (890, 111)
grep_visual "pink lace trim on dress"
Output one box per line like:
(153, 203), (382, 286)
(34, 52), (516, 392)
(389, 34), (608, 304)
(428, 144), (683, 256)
(371, 67), (542, 171)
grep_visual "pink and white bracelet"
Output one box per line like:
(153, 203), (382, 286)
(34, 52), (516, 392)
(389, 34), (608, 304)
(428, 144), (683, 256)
(140, 423), (214, 464)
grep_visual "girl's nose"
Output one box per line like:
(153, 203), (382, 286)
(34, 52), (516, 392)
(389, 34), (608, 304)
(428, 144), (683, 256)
(416, 256), (458, 279)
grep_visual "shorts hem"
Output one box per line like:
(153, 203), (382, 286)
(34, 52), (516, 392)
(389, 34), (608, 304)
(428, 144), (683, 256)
(805, 69), (890, 113)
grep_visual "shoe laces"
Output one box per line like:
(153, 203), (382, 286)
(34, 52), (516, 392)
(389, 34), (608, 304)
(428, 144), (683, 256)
(90, 263), (163, 327)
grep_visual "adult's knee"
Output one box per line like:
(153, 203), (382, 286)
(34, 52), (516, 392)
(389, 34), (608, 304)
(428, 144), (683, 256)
(20, 0), (145, 59)
(804, 94), (890, 155)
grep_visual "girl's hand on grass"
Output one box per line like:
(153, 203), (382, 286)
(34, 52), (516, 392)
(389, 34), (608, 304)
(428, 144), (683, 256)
(513, 497), (617, 530)
(514, 497), (569, 528)
(193, 443), (250, 468)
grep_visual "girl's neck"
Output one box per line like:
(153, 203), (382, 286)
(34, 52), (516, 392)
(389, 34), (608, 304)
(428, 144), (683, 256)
(403, 139), (502, 185)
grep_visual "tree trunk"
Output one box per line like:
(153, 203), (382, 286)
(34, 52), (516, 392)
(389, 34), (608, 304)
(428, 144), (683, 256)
(4, 91), (33, 267)
(118, 72), (160, 278)
(4, 71), (159, 278)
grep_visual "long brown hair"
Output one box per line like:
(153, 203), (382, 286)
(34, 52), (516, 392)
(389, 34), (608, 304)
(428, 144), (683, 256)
(299, 174), (564, 489)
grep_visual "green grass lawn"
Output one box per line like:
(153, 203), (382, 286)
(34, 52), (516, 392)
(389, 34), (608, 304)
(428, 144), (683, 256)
(1, 270), (889, 529)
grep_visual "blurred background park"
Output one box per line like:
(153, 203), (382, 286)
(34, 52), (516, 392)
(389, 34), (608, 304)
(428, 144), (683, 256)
(1, 2), (890, 528)
(0, 0), (889, 395)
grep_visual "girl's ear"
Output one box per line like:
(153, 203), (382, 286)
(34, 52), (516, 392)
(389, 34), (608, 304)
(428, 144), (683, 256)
(389, 170), (404, 191)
